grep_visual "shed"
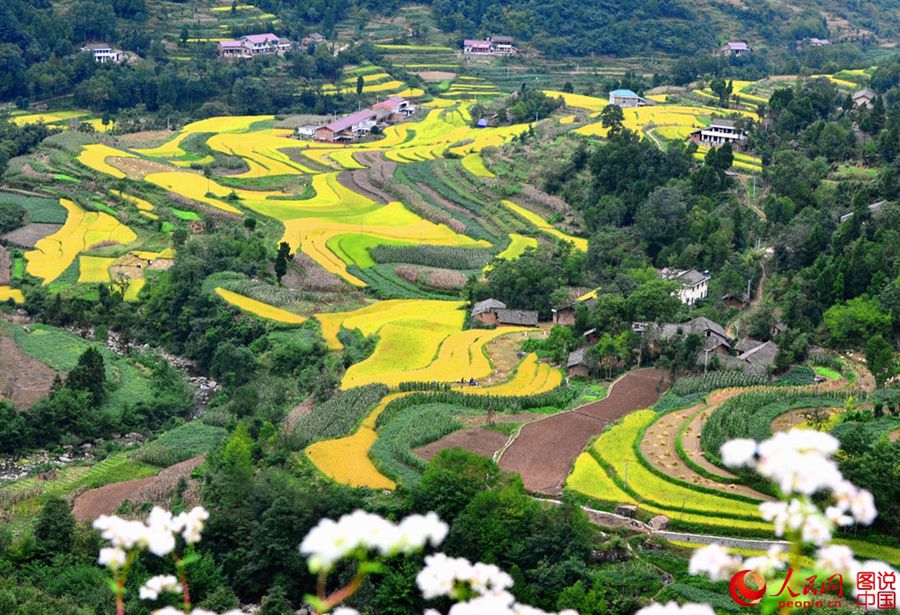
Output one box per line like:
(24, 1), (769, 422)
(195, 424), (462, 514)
(567, 347), (591, 378)
(495, 309), (538, 326)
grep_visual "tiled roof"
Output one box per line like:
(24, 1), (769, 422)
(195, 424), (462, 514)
(496, 309), (538, 326)
(242, 33), (279, 44)
(471, 298), (506, 316)
(567, 348), (587, 368)
(610, 89), (639, 98)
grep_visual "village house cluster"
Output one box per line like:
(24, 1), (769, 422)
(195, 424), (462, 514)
(296, 96), (417, 143)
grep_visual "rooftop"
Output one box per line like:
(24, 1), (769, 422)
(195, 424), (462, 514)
(242, 33), (280, 44)
(471, 298), (506, 316)
(709, 118), (736, 129)
(610, 89), (639, 98)
(567, 348), (588, 368)
(218, 40), (243, 48)
(495, 309), (539, 326)
(323, 108), (377, 133)
(723, 41), (751, 50)
(853, 88), (876, 99)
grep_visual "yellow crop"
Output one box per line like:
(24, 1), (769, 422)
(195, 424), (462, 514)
(543, 90), (607, 112)
(77, 144), (136, 179)
(207, 129), (315, 177)
(495, 233), (537, 262)
(500, 200), (587, 251)
(576, 104), (758, 140)
(78, 256), (115, 283)
(305, 392), (404, 490)
(455, 353), (562, 396)
(134, 132), (189, 158)
(123, 278), (145, 301)
(214, 287), (306, 324)
(316, 299), (465, 349)
(181, 115), (273, 134)
(25, 199), (137, 285)
(11, 111), (86, 126)
(0, 286), (24, 303)
(460, 153), (494, 177)
(111, 190), (154, 211)
(144, 171), (242, 214)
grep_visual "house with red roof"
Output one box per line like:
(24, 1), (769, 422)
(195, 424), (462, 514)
(719, 41), (752, 57)
(217, 33), (291, 58)
(373, 96), (415, 122)
(463, 39), (493, 54)
(315, 109), (378, 142)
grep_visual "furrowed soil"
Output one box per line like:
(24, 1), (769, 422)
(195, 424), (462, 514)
(415, 428), (509, 461)
(0, 334), (57, 410)
(498, 368), (669, 495)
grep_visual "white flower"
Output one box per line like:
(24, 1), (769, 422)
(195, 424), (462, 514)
(815, 545), (860, 577)
(97, 547), (127, 570)
(755, 431), (843, 495)
(416, 553), (514, 600)
(832, 481), (878, 525)
(743, 546), (786, 577)
(332, 609), (360, 615)
(801, 514), (832, 546)
(93, 515), (149, 550)
(636, 602), (716, 615)
(173, 506), (210, 544)
(825, 505), (854, 526)
(300, 510), (447, 572)
(720, 439), (757, 468)
(688, 544), (742, 581)
(152, 608), (185, 615)
(139, 574), (182, 600)
(441, 591), (577, 615)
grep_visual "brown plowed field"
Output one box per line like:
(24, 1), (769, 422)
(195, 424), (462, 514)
(415, 428), (508, 462)
(0, 334), (56, 409)
(2, 223), (62, 248)
(498, 368), (669, 495)
(72, 455), (205, 522)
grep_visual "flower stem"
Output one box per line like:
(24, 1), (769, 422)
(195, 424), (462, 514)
(322, 572), (365, 611)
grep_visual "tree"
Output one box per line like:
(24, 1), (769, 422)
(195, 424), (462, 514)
(33, 497), (75, 559)
(356, 75), (364, 97)
(243, 217), (257, 238)
(634, 186), (687, 257)
(599, 104), (624, 135)
(866, 334), (896, 388)
(274, 241), (291, 284)
(824, 297), (891, 348)
(65, 346), (106, 406)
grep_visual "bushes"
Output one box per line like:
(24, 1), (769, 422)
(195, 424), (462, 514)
(369, 245), (493, 269)
(774, 365), (816, 386)
(670, 371), (767, 396)
(286, 384), (388, 451)
(135, 422), (229, 467)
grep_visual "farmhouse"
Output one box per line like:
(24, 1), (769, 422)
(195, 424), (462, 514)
(688, 118), (747, 148)
(315, 109), (378, 142)
(373, 96), (416, 122)
(723, 340), (780, 375)
(490, 35), (516, 54)
(658, 267), (710, 306)
(552, 297), (597, 326)
(721, 292), (749, 310)
(608, 89), (652, 108)
(652, 317), (731, 353)
(567, 347), (592, 378)
(295, 124), (318, 138)
(495, 309), (539, 327)
(719, 41), (752, 57)
(471, 298), (507, 325)
(852, 88), (877, 109)
(805, 37), (832, 47)
(301, 33), (326, 47)
(463, 39), (493, 54)
(80, 42), (125, 64)
(217, 33), (291, 58)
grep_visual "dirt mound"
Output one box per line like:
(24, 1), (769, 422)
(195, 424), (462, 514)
(2, 223), (63, 248)
(498, 368), (669, 495)
(415, 428), (508, 462)
(72, 455), (205, 522)
(0, 334), (57, 410)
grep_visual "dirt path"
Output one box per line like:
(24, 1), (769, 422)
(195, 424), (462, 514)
(498, 368), (669, 495)
(72, 455), (204, 522)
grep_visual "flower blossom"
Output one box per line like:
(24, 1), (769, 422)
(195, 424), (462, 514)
(173, 506), (211, 544)
(755, 430), (843, 496)
(743, 545), (786, 577)
(152, 609), (243, 615)
(139, 574), (182, 600)
(720, 439), (757, 468)
(636, 601), (716, 615)
(815, 545), (860, 577)
(688, 544), (742, 581)
(97, 547), (127, 570)
(417, 553), (513, 600)
(300, 510), (448, 572)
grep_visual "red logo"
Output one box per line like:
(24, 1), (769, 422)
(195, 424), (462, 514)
(730, 570), (767, 607)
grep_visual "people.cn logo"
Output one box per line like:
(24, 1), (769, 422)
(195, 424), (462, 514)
(730, 570), (767, 607)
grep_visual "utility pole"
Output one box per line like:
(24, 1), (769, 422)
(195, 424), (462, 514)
(624, 460), (629, 490)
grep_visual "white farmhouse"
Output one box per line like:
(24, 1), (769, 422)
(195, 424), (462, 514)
(659, 268), (710, 306)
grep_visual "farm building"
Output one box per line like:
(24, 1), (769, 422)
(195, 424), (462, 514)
(608, 89), (652, 108)
(658, 267), (710, 306)
(723, 340), (779, 375)
(852, 89), (877, 109)
(315, 109), (378, 142)
(688, 118), (747, 148)
(296, 125), (318, 138)
(471, 298), (507, 325)
(373, 96), (416, 122)
(217, 34), (291, 58)
(301, 33), (326, 47)
(650, 317), (731, 354)
(80, 42), (125, 64)
(490, 35), (516, 53)
(464, 39), (493, 54)
(800, 37), (831, 47)
(567, 347), (592, 378)
(552, 297), (597, 326)
(495, 309), (539, 327)
(720, 292), (749, 310)
(719, 41), (752, 56)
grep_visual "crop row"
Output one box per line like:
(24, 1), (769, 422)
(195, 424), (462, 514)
(285, 384), (388, 451)
(670, 372), (767, 396)
(369, 244), (493, 269)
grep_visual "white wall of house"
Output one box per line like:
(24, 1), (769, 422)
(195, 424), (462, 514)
(678, 280), (709, 306)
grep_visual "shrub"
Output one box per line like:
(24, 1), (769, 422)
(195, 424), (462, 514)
(774, 365), (816, 386)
